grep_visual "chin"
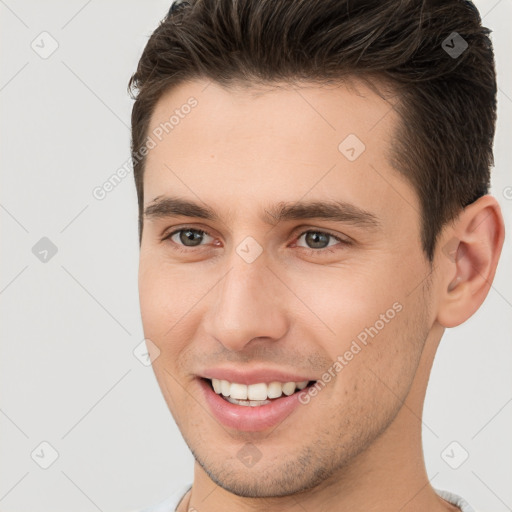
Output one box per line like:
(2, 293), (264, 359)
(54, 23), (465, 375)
(190, 442), (340, 499)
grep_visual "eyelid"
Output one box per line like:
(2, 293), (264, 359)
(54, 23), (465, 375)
(162, 223), (215, 240)
(292, 226), (352, 244)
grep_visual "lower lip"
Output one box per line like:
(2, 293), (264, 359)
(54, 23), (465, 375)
(198, 378), (307, 432)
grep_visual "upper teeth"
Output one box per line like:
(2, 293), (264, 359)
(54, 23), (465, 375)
(211, 379), (309, 400)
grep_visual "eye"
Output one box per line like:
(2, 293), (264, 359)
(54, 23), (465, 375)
(294, 230), (349, 253)
(163, 228), (215, 249)
(161, 227), (350, 256)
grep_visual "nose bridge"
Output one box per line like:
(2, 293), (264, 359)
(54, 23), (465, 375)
(205, 247), (288, 351)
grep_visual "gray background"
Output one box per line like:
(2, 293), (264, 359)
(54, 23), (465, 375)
(0, 1), (511, 511)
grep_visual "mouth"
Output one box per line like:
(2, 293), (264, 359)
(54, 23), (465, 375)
(196, 370), (320, 431)
(201, 377), (317, 406)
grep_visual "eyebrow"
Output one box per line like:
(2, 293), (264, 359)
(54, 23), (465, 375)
(143, 195), (381, 229)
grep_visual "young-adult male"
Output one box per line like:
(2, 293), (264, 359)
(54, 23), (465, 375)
(128, 1), (505, 510)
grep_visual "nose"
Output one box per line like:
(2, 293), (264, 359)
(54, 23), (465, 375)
(203, 251), (288, 352)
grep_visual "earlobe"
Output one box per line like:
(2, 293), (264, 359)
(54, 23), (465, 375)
(436, 195), (505, 328)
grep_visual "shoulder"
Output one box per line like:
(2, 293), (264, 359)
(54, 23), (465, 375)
(135, 482), (193, 512)
(435, 488), (478, 512)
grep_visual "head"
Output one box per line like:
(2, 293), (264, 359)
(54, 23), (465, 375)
(128, 0), (504, 500)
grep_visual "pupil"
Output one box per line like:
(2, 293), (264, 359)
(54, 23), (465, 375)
(306, 232), (328, 249)
(180, 229), (202, 246)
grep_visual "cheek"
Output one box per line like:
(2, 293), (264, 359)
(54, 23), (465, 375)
(138, 261), (191, 396)
(298, 264), (427, 394)
(138, 263), (168, 340)
(138, 255), (204, 339)
(293, 265), (406, 347)
(138, 256), (220, 390)
(138, 259), (196, 416)
(332, 296), (429, 420)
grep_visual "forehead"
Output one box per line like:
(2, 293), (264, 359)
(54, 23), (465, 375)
(146, 78), (398, 157)
(143, 78), (416, 229)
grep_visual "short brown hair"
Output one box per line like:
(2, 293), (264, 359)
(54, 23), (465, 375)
(128, 0), (497, 261)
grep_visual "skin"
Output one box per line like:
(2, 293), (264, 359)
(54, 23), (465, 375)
(138, 78), (505, 512)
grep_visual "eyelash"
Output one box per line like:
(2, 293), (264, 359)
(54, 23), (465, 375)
(161, 227), (350, 256)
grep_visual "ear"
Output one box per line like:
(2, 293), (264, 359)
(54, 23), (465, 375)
(436, 195), (505, 328)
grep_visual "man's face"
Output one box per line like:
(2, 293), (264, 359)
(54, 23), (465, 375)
(138, 79), (437, 497)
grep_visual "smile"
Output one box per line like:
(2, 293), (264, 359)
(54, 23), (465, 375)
(210, 378), (312, 405)
(198, 377), (317, 431)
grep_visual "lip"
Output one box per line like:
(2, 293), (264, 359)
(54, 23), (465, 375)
(198, 377), (310, 432)
(199, 367), (315, 385)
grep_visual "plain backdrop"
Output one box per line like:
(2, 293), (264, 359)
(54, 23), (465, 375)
(0, 1), (511, 511)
